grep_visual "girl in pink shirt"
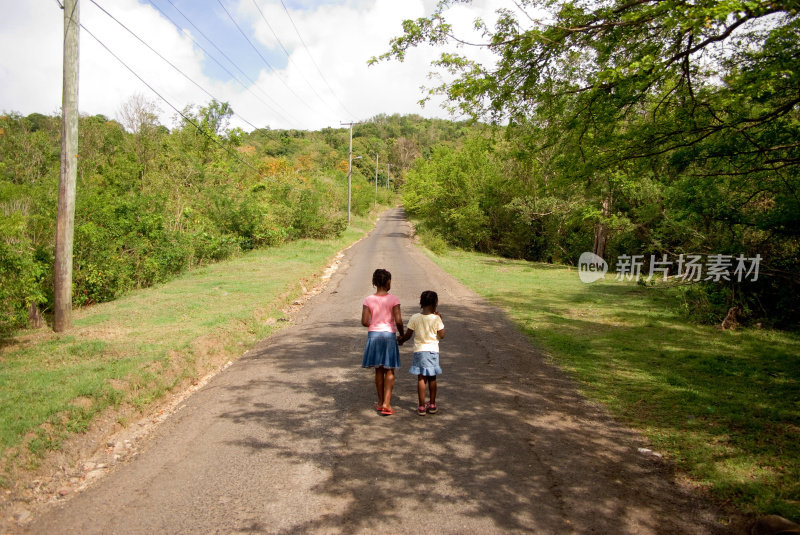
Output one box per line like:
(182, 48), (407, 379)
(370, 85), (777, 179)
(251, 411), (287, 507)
(361, 268), (405, 415)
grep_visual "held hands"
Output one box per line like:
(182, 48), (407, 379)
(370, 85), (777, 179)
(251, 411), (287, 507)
(397, 331), (411, 346)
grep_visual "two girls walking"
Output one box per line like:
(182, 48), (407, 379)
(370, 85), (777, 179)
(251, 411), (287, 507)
(361, 268), (445, 416)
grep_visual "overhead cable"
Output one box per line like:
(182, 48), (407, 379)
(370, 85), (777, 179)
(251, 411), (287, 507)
(277, 0), (356, 119)
(90, 0), (265, 131)
(215, 0), (326, 118)
(249, 0), (334, 114)
(161, 0), (300, 126)
(80, 22), (260, 173)
(146, 0), (295, 126)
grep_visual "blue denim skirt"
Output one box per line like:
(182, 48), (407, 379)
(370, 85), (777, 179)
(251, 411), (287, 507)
(409, 351), (442, 376)
(362, 331), (401, 369)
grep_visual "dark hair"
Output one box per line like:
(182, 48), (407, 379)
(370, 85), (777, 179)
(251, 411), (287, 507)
(372, 268), (391, 289)
(420, 290), (438, 309)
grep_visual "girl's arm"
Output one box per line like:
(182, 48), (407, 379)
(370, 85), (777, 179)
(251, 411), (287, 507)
(392, 304), (405, 337)
(361, 305), (371, 328)
(437, 328), (446, 340)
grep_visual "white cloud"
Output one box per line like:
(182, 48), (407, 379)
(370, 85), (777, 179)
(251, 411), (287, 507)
(0, 0), (515, 131)
(0, 2), (64, 117)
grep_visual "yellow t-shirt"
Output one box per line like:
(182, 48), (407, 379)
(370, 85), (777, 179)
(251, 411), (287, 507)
(408, 312), (444, 353)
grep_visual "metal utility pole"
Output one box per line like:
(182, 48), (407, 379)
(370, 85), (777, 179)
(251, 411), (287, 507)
(54, 0), (80, 332)
(374, 153), (379, 209)
(340, 121), (359, 225)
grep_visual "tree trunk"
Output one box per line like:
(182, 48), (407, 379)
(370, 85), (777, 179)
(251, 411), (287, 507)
(593, 194), (611, 259)
(28, 303), (44, 329)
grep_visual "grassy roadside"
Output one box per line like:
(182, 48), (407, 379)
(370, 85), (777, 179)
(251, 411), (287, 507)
(422, 246), (800, 520)
(0, 212), (379, 485)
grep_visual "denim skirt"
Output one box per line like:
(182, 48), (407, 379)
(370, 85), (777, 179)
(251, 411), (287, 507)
(362, 331), (401, 369)
(409, 351), (442, 376)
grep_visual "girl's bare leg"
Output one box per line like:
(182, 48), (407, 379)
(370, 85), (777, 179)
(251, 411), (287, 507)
(417, 375), (426, 405)
(375, 368), (385, 407)
(383, 369), (395, 410)
(429, 376), (437, 404)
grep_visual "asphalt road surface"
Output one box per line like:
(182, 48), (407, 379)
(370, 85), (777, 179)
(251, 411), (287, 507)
(27, 208), (732, 534)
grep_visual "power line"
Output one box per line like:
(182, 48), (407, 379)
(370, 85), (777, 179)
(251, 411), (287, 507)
(90, 0), (265, 131)
(250, 0), (290, 58)
(159, 0), (299, 126)
(215, 0), (276, 71)
(215, 0), (324, 118)
(249, 0), (334, 115)
(277, 0), (356, 119)
(145, 0), (295, 127)
(79, 22), (260, 173)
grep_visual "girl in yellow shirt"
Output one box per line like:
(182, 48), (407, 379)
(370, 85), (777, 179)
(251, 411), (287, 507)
(398, 291), (446, 415)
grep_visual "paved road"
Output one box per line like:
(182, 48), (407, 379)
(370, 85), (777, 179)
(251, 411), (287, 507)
(27, 208), (731, 534)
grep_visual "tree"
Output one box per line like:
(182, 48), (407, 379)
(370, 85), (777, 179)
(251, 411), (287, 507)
(375, 0), (800, 325)
(390, 136), (422, 173)
(117, 93), (162, 179)
(374, 0), (799, 195)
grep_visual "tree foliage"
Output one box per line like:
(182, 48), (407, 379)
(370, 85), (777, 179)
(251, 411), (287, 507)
(1, 103), (466, 334)
(376, 0), (800, 327)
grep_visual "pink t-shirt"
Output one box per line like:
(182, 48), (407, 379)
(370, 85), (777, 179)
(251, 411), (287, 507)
(363, 293), (401, 332)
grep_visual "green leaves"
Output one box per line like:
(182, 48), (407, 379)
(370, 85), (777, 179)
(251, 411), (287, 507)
(379, 0), (800, 325)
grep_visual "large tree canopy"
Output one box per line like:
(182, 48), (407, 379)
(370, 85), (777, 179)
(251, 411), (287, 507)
(375, 0), (800, 326)
(376, 0), (799, 176)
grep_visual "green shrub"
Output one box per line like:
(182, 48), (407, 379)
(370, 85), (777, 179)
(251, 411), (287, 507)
(416, 226), (448, 255)
(0, 241), (48, 333)
(0, 189), (50, 332)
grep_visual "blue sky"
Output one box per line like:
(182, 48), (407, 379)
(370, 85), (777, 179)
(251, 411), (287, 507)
(148, 0), (289, 80)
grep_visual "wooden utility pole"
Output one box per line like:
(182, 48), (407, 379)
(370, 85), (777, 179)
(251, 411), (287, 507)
(340, 121), (359, 225)
(374, 153), (379, 209)
(54, 0), (80, 332)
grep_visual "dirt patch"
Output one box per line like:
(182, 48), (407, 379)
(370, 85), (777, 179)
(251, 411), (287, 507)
(69, 397), (93, 410)
(0, 330), (57, 357)
(74, 323), (131, 343)
(107, 379), (128, 392)
(190, 334), (228, 376)
(0, 401), (138, 530)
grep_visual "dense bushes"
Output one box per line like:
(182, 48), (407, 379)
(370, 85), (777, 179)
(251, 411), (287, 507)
(0, 102), (387, 334)
(403, 130), (800, 328)
(404, 133), (594, 263)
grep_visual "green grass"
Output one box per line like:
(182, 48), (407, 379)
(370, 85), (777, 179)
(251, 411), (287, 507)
(0, 213), (377, 472)
(426, 247), (800, 520)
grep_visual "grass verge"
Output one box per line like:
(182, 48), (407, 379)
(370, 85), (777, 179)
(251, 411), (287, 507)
(0, 212), (377, 482)
(424, 247), (800, 521)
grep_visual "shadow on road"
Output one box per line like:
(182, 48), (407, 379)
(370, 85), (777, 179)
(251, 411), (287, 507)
(217, 297), (730, 534)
